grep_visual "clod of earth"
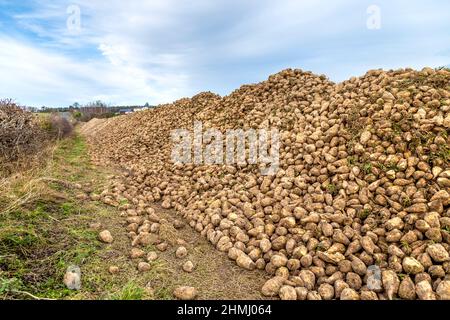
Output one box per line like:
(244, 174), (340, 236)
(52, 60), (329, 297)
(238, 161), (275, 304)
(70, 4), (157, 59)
(98, 230), (114, 243)
(130, 248), (146, 259)
(109, 266), (120, 274)
(147, 251), (158, 262)
(183, 261), (195, 273)
(138, 262), (151, 273)
(175, 246), (188, 259)
(173, 286), (198, 300)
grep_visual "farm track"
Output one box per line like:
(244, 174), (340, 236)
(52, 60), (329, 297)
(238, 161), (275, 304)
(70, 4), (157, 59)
(0, 132), (269, 300)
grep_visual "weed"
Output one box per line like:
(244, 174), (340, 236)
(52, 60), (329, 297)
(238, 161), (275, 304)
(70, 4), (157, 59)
(316, 243), (327, 252)
(327, 184), (338, 196)
(358, 209), (371, 220)
(392, 122), (402, 135)
(111, 282), (145, 300)
(154, 286), (173, 300)
(385, 162), (399, 172)
(376, 162), (387, 171)
(60, 202), (76, 216)
(362, 162), (372, 175)
(347, 156), (357, 166)
(0, 134), (121, 300)
(434, 144), (450, 164)
(397, 273), (407, 281)
(435, 66), (450, 72)
(0, 227), (41, 254)
(0, 276), (23, 295)
(401, 241), (410, 250)
(402, 197), (411, 207)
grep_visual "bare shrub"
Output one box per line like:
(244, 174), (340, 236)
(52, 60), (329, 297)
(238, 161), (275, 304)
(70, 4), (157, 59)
(0, 99), (45, 167)
(49, 113), (74, 139)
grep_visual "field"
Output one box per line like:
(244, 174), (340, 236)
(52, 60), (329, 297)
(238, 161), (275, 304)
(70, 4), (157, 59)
(1, 67), (450, 300)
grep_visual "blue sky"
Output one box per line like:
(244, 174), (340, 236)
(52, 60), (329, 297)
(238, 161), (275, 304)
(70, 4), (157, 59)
(0, 0), (449, 108)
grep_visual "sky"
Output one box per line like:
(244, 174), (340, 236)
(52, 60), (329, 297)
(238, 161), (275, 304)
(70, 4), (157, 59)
(0, 0), (449, 108)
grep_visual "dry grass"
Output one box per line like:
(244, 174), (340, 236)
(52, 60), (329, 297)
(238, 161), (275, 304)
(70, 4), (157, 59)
(158, 221), (179, 246)
(0, 145), (57, 216)
(0, 100), (50, 173)
(0, 99), (75, 178)
(0, 134), (115, 300)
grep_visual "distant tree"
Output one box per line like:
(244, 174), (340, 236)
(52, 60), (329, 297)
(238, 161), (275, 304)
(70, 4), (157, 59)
(40, 106), (50, 113)
(144, 102), (150, 108)
(78, 100), (112, 121)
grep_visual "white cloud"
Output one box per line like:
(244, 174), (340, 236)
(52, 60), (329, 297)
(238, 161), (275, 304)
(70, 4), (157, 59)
(1, 0), (450, 107)
(0, 36), (189, 107)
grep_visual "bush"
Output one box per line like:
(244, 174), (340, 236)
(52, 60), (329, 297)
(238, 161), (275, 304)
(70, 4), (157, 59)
(0, 99), (45, 165)
(38, 113), (74, 139)
(0, 100), (73, 176)
(49, 113), (74, 139)
(73, 111), (82, 120)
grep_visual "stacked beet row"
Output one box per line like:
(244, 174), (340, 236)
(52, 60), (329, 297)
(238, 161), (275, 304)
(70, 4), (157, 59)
(84, 67), (450, 300)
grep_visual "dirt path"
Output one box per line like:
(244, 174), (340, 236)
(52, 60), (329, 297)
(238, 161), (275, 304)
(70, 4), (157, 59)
(144, 204), (270, 299)
(91, 200), (270, 300)
(0, 133), (269, 300)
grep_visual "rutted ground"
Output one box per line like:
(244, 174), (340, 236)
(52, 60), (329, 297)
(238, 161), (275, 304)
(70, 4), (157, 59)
(0, 133), (268, 300)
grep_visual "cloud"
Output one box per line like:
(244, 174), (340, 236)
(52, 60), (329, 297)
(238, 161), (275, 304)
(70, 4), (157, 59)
(0, 35), (189, 107)
(1, 0), (449, 107)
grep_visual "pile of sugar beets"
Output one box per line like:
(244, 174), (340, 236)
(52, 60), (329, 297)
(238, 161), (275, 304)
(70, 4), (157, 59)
(85, 67), (450, 300)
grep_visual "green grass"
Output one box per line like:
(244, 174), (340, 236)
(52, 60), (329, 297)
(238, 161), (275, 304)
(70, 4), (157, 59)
(385, 163), (400, 172)
(0, 227), (40, 246)
(153, 286), (173, 300)
(376, 162), (386, 171)
(430, 144), (450, 164)
(0, 277), (23, 295)
(111, 282), (146, 300)
(397, 273), (407, 281)
(60, 202), (77, 216)
(1, 131), (216, 300)
(0, 133), (119, 300)
(400, 240), (410, 250)
(119, 199), (129, 206)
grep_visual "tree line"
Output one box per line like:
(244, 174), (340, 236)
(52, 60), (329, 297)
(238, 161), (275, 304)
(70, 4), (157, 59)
(35, 101), (154, 122)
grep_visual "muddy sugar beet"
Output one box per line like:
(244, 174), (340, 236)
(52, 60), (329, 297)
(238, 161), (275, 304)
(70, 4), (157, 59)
(83, 67), (450, 300)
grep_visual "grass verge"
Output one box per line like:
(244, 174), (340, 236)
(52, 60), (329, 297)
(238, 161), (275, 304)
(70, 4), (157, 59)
(0, 133), (151, 300)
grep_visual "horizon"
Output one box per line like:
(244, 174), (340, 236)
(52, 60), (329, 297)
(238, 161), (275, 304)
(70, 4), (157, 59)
(26, 65), (450, 110)
(1, 0), (449, 108)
